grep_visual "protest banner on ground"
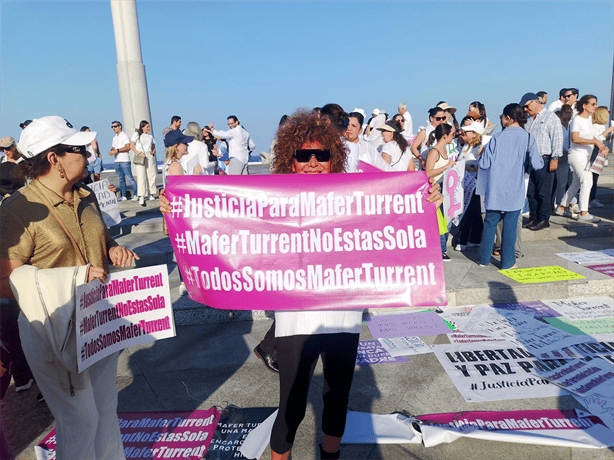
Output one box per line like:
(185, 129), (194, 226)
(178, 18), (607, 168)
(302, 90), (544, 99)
(573, 395), (614, 432)
(165, 173), (446, 311)
(76, 265), (175, 373)
(555, 251), (614, 265)
(356, 340), (410, 365)
(379, 336), (431, 357)
(90, 178), (121, 227)
(366, 311), (451, 339)
(442, 160), (465, 224)
(208, 405), (277, 460)
(448, 332), (505, 344)
(431, 342), (568, 402)
(491, 300), (560, 319)
(35, 409), (220, 460)
(542, 297), (614, 321)
(544, 317), (614, 337)
(498, 266), (585, 283)
(418, 409), (614, 448)
(586, 263), (614, 278)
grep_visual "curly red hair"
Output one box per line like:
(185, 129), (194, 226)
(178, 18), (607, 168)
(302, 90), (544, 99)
(271, 110), (348, 174)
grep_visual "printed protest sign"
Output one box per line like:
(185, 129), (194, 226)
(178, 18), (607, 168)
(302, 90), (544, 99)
(451, 173), (477, 227)
(499, 266), (585, 283)
(531, 357), (614, 398)
(431, 342), (569, 402)
(90, 178), (121, 227)
(491, 301), (560, 319)
(36, 409), (220, 460)
(461, 306), (600, 360)
(586, 264), (614, 278)
(544, 317), (614, 337)
(438, 305), (476, 330)
(165, 172), (446, 311)
(379, 336), (431, 357)
(76, 265), (175, 373)
(443, 160), (465, 224)
(366, 311), (451, 339)
(356, 160), (385, 173)
(573, 395), (614, 432)
(418, 409), (614, 448)
(448, 332), (505, 344)
(356, 340), (409, 365)
(555, 251), (614, 265)
(543, 297), (614, 321)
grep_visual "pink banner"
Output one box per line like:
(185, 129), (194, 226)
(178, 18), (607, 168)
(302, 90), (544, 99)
(36, 409), (220, 459)
(165, 172), (446, 311)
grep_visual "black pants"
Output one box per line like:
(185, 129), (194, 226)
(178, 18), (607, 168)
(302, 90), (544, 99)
(527, 158), (555, 222)
(259, 321), (276, 355)
(456, 191), (483, 246)
(270, 333), (360, 454)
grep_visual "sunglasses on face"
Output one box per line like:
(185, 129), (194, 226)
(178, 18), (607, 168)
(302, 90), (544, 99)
(293, 149), (331, 163)
(434, 116), (447, 121)
(111, 125), (120, 128)
(62, 145), (88, 156)
(523, 102), (533, 110)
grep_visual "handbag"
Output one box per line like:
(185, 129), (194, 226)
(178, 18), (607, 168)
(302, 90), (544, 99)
(132, 135), (147, 166)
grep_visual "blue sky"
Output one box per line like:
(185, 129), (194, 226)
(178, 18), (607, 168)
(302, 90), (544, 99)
(2, 1), (613, 161)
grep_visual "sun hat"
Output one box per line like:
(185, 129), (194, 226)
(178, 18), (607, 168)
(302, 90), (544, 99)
(377, 120), (401, 133)
(163, 129), (194, 148)
(461, 121), (486, 135)
(437, 102), (456, 113)
(0, 137), (15, 148)
(17, 116), (96, 161)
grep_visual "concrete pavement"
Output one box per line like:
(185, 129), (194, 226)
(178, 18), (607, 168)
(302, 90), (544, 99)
(2, 165), (613, 459)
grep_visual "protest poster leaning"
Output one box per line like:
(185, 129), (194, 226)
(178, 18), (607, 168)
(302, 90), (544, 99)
(165, 172), (446, 311)
(90, 178), (121, 227)
(36, 409), (220, 460)
(76, 265), (175, 373)
(431, 342), (569, 402)
(442, 160), (465, 225)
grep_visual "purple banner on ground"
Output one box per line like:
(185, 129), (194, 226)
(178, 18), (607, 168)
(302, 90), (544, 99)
(356, 340), (410, 365)
(165, 173), (446, 311)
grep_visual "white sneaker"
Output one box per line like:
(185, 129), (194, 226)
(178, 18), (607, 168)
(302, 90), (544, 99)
(577, 213), (600, 223)
(521, 212), (530, 218)
(178, 283), (188, 296)
(589, 199), (604, 208)
(454, 244), (466, 252)
(118, 196), (127, 202)
(131, 195), (139, 202)
(554, 207), (573, 218)
(148, 195), (156, 201)
(15, 378), (34, 392)
(569, 203), (580, 213)
(139, 196), (145, 206)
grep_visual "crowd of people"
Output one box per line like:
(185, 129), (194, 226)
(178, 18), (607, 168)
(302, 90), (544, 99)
(0, 86), (611, 459)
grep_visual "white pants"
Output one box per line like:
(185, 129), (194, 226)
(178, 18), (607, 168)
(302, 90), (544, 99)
(226, 157), (248, 175)
(135, 154), (158, 197)
(19, 314), (125, 460)
(562, 150), (592, 212)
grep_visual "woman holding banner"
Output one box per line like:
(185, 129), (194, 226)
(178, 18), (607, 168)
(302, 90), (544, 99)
(0, 116), (139, 460)
(159, 109), (443, 460)
(477, 104), (543, 270)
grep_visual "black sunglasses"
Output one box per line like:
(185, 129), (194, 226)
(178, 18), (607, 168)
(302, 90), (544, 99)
(62, 145), (88, 156)
(434, 116), (447, 121)
(111, 124), (120, 128)
(293, 149), (331, 163)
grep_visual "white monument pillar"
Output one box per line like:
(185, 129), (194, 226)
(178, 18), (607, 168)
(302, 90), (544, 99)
(110, 0), (152, 135)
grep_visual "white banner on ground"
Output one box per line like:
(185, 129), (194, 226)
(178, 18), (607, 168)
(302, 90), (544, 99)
(437, 305), (478, 330)
(542, 297), (614, 321)
(462, 306), (600, 359)
(379, 336), (431, 357)
(76, 265), (175, 372)
(533, 357), (614, 398)
(418, 409), (614, 449)
(573, 395), (614, 432)
(90, 178), (121, 227)
(432, 342), (568, 402)
(555, 251), (614, 265)
(443, 160), (466, 225)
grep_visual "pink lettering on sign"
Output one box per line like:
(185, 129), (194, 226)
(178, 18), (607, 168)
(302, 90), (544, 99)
(165, 172), (446, 311)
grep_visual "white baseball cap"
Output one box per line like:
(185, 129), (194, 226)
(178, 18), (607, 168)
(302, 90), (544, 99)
(17, 116), (97, 161)
(461, 121), (486, 135)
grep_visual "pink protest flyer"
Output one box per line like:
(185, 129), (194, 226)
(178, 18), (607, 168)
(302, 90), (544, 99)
(36, 409), (220, 460)
(165, 172), (446, 311)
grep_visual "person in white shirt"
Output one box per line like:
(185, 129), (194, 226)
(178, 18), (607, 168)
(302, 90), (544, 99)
(362, 108), (387, 150)
(377, 120), (415, 172)
(130, 120), (158, 205)
(548, 88), (567, 113)
(181, 122), (217, 176)
(557, 95), (609, 222)
(344, 111), (392, 171)
(109, 120), (137, 201)
(398, 103), (414, 139)
(209, 116), (254, 175)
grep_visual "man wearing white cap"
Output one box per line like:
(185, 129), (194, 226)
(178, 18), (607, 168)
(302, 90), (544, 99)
(363, 108), (387, 150)
(0, 116), (138, 460)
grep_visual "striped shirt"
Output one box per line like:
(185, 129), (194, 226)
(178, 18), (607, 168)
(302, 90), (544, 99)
(524, 108), (564, 159)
